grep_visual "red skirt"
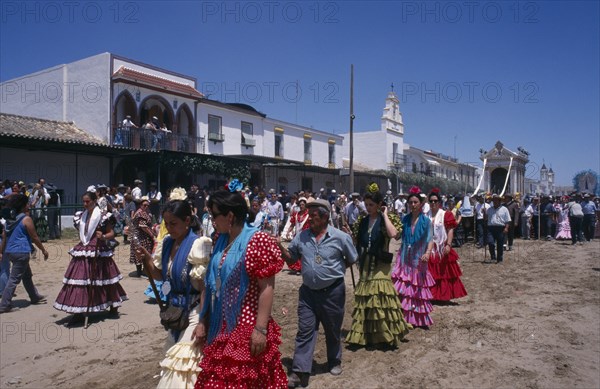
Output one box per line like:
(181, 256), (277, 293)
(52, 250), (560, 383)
(428, 247), (468, 301)
(195, 320), (287, 389)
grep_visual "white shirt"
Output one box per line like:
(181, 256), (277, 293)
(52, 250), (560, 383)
(132, 187), (142, 200)
(475, 202), (490, 219)
(394, 198), (405, 215)
(487, 205), (511, 226)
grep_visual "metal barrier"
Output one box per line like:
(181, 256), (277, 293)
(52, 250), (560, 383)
(28, 205), (82, 240)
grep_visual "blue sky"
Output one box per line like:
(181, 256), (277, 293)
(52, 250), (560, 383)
(1, 0), (598, 186)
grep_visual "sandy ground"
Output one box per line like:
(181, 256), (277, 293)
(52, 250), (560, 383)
(1, 235), (599, 389)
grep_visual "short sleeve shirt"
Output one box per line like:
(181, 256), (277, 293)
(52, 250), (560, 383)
(288, 225), (358, 290)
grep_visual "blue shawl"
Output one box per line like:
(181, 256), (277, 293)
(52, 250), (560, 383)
(161, 229), (198, 295)
(201, 223), (258, 344)
(400, 213), (431, 267)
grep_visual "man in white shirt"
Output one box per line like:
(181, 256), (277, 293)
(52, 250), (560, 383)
(394, 195), (405, 217)
(121, 115), (138, 147)
(486, 194), (511, 263)
(132, 179), (143, 206)
(147, 182), (162, 222)
(475, 195), (490, 248)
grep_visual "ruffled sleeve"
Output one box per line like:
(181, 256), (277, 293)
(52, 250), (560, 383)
(73, 211), (83, 230)
(245, 232), (284, 279)
(188, 236), (212, 282)
(152, 236), (166, 270)
(444, 211), (457, 230)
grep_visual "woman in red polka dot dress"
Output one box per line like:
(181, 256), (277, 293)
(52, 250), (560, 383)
(192, 189), (287, 389)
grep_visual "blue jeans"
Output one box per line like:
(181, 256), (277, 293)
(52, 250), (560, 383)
(0, 252), (42, 310)
(292, 279), (345, 373)
(0, 249), (11, 294)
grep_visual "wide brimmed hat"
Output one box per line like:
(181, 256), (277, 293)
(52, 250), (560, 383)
(134, 179), (143, 184)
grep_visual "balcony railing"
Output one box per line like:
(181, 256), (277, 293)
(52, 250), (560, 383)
(112, 125), (205, 153)
(241, 136), (256, 147)
(391, 153), (406, 166)
(208, 132), (225, 142)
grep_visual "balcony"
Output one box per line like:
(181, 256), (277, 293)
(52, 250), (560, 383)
(391, 153), (406, 167)
(208, 132), (225, 143)
(111, 125), (205, 153)
(241, 136), (256, 147)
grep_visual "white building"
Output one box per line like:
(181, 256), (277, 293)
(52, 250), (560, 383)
(341, 91), (405, 172)
(479, 141), (529, 194)
(403, 145), (479, 189)
(0, 53), (343, 194)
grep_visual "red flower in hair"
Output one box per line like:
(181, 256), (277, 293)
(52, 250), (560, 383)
(409, 186), (421, 194)
(431, 187), (440, 194)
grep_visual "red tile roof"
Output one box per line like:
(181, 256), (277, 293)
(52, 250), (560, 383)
(112, 66), (204, 98)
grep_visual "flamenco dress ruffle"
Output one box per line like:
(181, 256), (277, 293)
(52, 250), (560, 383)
(346, 259), (411, 347)
(428, 247), (468, 301)
(392, 262), (435, 327)
(54, 237), (127, 313)
(158, 305), (203, 389)
(195, 320), (287, 389)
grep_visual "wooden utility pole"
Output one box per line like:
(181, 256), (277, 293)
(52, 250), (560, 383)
(349, 64), (355, 192)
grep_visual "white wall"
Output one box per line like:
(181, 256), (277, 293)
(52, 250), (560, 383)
(0, 53), (111, 141)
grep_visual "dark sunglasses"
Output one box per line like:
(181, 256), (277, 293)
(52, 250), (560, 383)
(430, 200), (440, 203)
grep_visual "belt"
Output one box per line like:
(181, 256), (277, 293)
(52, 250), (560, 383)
(310, 277), (344, 293)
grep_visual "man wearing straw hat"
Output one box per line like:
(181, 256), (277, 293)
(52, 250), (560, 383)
(486, 194), (511, 263)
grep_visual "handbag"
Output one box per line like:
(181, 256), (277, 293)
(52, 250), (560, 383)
(160, 305), (189, 331)
(159, 262), (192, 332)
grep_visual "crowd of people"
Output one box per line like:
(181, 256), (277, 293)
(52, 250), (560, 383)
(1, 176), (599, 388)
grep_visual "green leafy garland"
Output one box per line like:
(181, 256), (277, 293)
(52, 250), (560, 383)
(160, 153), (250, 183)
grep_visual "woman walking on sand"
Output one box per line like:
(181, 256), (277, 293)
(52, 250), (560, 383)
(391, 186), (435, 328)
(426, 189), (468, 302)
(136, 196), (211, 388)
(346, 184), (411, 348)
(193, 188), (287, 388)
(54, 191), (127, 322)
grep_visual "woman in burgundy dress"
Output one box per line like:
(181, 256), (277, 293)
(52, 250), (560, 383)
(54, 191), (127, 321)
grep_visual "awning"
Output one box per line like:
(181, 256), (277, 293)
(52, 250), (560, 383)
(425, 158), (440, 166)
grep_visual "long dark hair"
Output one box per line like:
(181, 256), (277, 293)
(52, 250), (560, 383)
(364, 191), (384, 205)
(162, 199), (200, 232)
(7, 194), (28, 214)
(207, 190), (248, 227)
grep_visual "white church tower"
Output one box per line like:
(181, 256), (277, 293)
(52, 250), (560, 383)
(381, 90), (404, 134)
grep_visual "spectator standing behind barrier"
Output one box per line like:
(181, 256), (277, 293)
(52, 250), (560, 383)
(504, 194), (519, 251)
(581, 193), (597, 242)
(46, 183), (61, 240)
(521, 198), (533, 240)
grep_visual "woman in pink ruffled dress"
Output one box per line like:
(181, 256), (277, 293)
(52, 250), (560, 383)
(391, 187), (435, 328)
(554, 199), (571, 240)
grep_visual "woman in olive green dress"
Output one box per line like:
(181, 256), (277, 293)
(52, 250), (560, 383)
(346, 184), (411, 348)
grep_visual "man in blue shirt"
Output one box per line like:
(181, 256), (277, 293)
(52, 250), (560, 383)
(279, 199), (358, 388)
(581, 193), (597, 241)
(486, 194), (511, 263)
